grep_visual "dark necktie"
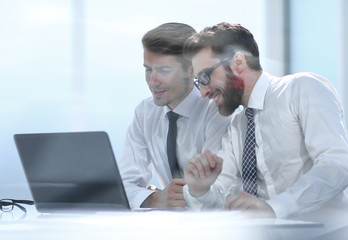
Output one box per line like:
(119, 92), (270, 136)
(166, 111), (181, 179)
(242, 108), (258, 196)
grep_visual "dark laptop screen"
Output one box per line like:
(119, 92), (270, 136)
(14, 131), (130, 212)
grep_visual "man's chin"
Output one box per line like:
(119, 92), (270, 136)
(218, 105), (238, 116)
(218, 107), (232, 116)
(153, 98), (166, 107)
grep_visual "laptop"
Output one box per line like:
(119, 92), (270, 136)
(14, 131), (131, 213)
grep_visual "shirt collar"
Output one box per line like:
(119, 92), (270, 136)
(247, 72), (272, 110)
(164, 86), (200, 118)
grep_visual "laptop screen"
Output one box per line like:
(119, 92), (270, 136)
(14, 131), (130, 213)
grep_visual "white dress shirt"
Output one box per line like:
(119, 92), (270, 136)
(184, 72), (348, 218)
(119, 87), (235, 208)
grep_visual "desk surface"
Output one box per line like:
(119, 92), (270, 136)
(0, 206), (332, 240)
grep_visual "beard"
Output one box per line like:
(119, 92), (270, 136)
(217, 66), (244, 116)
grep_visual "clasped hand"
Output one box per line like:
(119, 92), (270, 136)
(141, 179), (186, 209)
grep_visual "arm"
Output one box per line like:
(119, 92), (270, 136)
(225, 192), (275, 218)
(184, 121), (243, 209)
(183, 103), (243, 208)
(118, 103), (156, 208)
(267, 74), (348, 218)
(119, 102), (187, 209)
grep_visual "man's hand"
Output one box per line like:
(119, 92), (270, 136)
(224, 192), (276, 218)
(140, 179), (186, 209)
(184, 150), (223, 197)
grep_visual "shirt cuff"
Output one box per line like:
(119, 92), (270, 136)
(183, 185), (224, 210)
(266, 191), (298, 218)
(183, 185), (205, 210)
(131, 189), (156, 209)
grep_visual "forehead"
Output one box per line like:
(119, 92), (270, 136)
(191, 47), (221, 75)
(143, 50), (181, 67)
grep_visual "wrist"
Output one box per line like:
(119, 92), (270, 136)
(140, 191), (158, 208)
(188, 185), (210, 198)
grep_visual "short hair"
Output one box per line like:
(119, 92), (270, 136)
(142, 22), (196, 70)
(184, 22), (262, 71)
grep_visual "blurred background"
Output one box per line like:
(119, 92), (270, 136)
(1, 0), (347, 198)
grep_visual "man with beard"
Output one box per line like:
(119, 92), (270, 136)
(118, 23), (235, 209)
(182, 22), (348, 218)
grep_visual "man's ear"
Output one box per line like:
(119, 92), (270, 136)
(188, 65), (194, 79)
(231, 52), (247, 74)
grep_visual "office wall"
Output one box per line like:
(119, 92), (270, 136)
(0, 0), (266, 198)
(288, 0), (348, 125)
(289, 0), (339, 87)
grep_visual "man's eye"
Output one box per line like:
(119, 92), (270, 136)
(157, 67), (171, 74)
(145, 68), (152, 72)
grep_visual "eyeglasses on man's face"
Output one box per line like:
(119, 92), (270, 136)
(194, 57), (231, 89)
(0, 199), (34, 214)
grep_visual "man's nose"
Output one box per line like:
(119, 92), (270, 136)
(148, 71), (160, 86)
(200, 84), (212, 98)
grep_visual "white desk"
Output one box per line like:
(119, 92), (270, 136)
(0, 206), (329, 240)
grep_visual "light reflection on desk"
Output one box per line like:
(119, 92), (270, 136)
(0, 207), (328, 240)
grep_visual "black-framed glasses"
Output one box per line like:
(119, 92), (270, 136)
(0, 199), (34, 214)
(194, 57), (231, 89)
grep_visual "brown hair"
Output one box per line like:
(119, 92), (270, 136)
(142, 22), (196, 70)
(184, 22), (262, 71)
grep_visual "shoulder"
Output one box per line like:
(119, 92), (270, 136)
(136, 96), (155, 108)
(134, 96), (165, 118)
(277, 72), (333, 88)
(268, 72), (336, 96)
(267, 73), (342, 115)
(186, 87), (212, 108)
(134, 96), (158, 111)
(176, 87), (222, 118)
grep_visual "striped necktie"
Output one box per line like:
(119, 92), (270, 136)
(242, 108), (258, 196)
